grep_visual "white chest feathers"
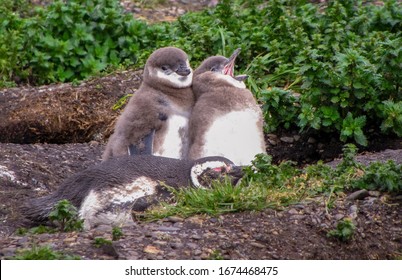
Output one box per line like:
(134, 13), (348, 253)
(201, 109), (265, 165)
(154, 114), (189, 159)
(79, 176), (157, 230)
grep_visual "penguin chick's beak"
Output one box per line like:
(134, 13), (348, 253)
(175, 64), (192, 76)
(222, 48), (248, 81)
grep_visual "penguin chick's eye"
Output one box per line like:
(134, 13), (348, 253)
(161, 65), (170, 72)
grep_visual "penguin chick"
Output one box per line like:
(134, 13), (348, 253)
(102, 47), (194, 161)
(189, 49), (266, 165)
(21, 155), (243, 230)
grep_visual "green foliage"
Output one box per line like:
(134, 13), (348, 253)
(10, 245), (80, 260)
(1, 0), (401, 144)
(259, 87), (300, 132)
(16, 225), (57, 235)
(327, 218), (356, 242)
(0, 0), (168, 84)
(93, 237), (113, 248)
(49, 199), (84, 232)
(112, 226), (124, 241)
(353, 160), (402, 193)
(142, 144), (400, 220)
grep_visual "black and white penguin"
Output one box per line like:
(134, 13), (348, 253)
(188, 49), (266, 165)
(102, 47), (194, 161)
(22, 155), (243, 230)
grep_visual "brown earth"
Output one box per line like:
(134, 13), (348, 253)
(0, 0), (401, 260)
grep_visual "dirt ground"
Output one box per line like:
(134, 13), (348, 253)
(0, 0), (401, 260)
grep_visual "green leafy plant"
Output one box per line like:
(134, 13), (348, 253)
(48, 199), (84, 232)
(16, 225), (57, 235)
(10, 245), (80, 260)
(112, 226), (124, 241)
(93, 237), (113, 248)
(327, 218), (356, 242)
(353, 160), (402, 193)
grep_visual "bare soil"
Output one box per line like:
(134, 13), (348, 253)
(0, 0), (401, 260)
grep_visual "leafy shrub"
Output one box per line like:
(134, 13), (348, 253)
(0, 0), (168, 84)
(353, 160), (402, 193)
(49, 199), (84, 232)
(327, 218), (356, 242)
(1, 0), (400, 145)
(11, 245), (80, 260)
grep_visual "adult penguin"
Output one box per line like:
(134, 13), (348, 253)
(22, 155), (243, 230)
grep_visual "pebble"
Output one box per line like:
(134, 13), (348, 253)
(187, 243), (198, 250)
(194, 249), (202, 256)
(190, 234), (202, 240)
(250, 242), (266, 249)
(288, 208), (299, 215)
(368, 191), (381, 197)
(347, 189), (369, 201)
(307, 137), (317, 144)
(348, 205), (358, 219)
(267, 139), (277, 145)
(143, 245), (161, 255)
(280, 136), (295, 144)
(167, 216), (184, 223)
(293, 135), (301, 141)
(157, 226), (181, 232)
(290, 215), (305, 220)
(171, 242), (184, 249)
(334, 214), (344, 220)
(153, 240), (167, 246)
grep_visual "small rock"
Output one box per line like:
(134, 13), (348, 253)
(166, 251), (178, 258)
(267, 139), (277, 146)
(348, 205), (358, 219)
(288, 208), (299, 215)
(368, 191), (381, 197)
(153, 240), (167, 246)
(167, 216), (184, 223)
(194, 249), (202, 256)
(334, 214), (344, 220)
(187, 243), (198, 250)
(250, 242), (265, 249)
(290, 215), (304, 221)
(191, 234), (202, 240)
(143, 245), (162, 255)
(171, 242), (184, 249)
(307, 137), (316, 144)
(293, 135), (301, 141)
(280, 136), (295, 143)
(347, 189), (369, 201)
(157, 226), (180, 232)
(267, 133), (278, 140)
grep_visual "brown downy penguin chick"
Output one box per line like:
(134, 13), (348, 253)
(102, 47), (194, 161)
(21, 155), (243, 230)
(188, 49), (266, 165)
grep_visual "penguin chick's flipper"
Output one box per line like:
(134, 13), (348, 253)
(128, 129), (155, 156)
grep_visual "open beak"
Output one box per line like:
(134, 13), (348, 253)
(222, 48), (248, 81)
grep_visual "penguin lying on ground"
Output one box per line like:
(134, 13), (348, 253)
(22, 155), (243, 230)
(188, 49), (266, 165)
(102, 47), (194, 161)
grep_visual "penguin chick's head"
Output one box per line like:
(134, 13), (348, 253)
(190, 156), (244, 188)
(194, 48), (248, 89)
(144, 47), (193, 89)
